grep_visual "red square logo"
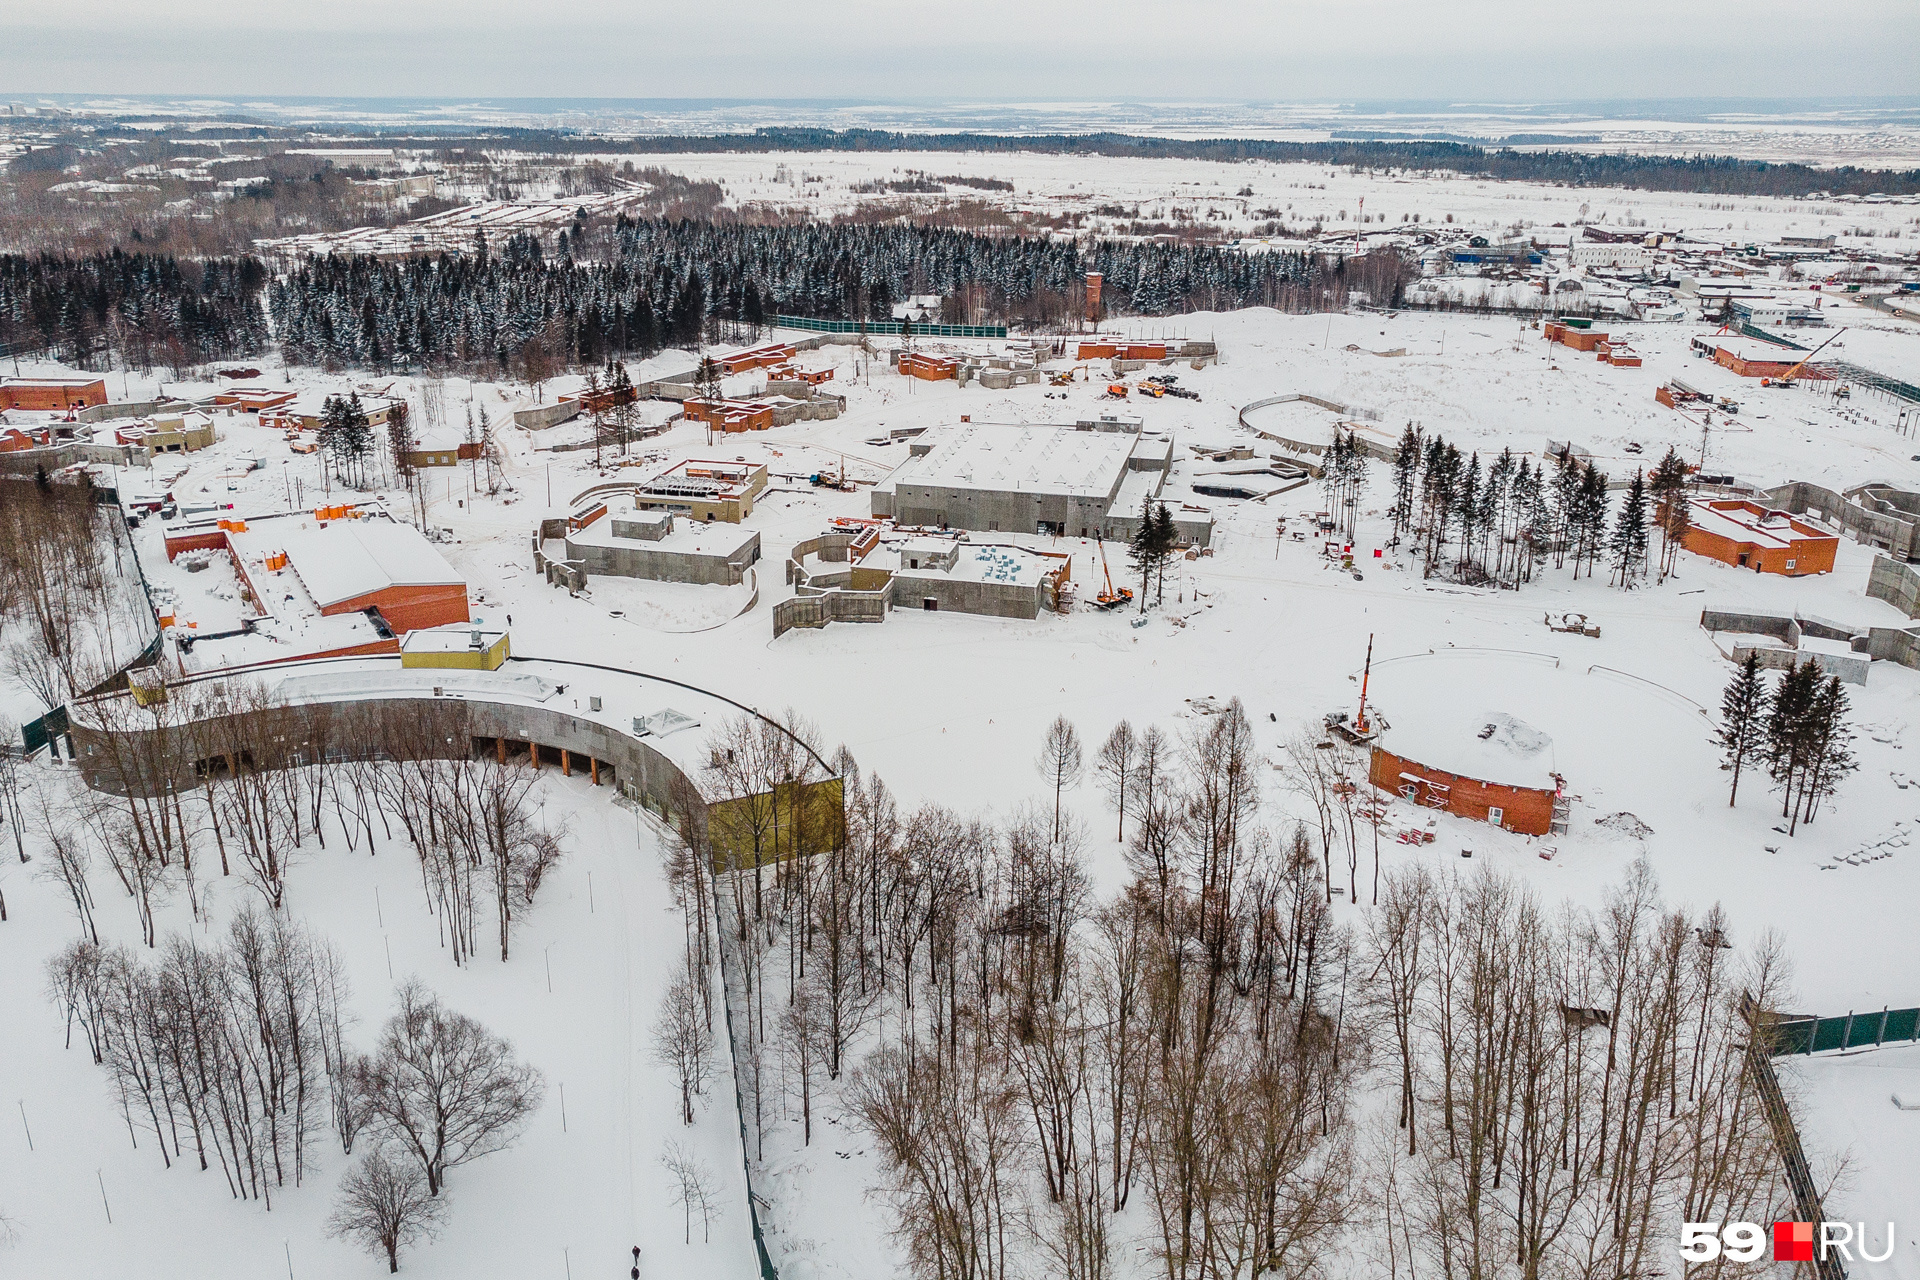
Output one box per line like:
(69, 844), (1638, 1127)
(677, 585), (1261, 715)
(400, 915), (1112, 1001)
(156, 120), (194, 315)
(1774, 1222), (1814, 1262)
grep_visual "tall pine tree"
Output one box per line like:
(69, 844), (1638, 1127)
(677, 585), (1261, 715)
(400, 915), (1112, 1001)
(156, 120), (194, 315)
(1716, 652), (1769, 806)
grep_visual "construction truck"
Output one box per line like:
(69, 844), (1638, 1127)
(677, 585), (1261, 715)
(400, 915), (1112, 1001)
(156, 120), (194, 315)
(1090, 540), (1134, 611)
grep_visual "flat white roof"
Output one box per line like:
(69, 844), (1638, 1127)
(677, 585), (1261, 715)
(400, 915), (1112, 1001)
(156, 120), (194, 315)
(568, 508), (758, 558)
(272, 520), (464, 608)
(893, 542), (1053, 587)
(402, 625), (507, 654)
(880, 423), (1136, 499)
(1688, 499), (1834, 551)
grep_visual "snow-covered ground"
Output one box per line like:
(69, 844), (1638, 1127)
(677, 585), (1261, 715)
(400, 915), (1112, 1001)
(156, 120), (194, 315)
(569, 149), (1920, 248)
(0, 772), (758, 1280)
(6, 294), (1920, 1276)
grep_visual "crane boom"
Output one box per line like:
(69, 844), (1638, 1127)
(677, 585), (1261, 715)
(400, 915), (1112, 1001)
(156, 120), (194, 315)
(1780, 327), (1846, 383)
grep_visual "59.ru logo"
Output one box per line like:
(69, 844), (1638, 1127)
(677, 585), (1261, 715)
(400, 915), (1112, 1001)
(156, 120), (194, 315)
(1681, 1221), (1896, 1265)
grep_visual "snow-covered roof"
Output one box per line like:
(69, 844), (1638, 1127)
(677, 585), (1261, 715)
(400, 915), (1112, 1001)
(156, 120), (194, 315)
(881, 422), (1137, 499)
(1379, 705), (1558, 791)
(278, 520), (463, 608)
(402, 624), (507, 654)
(1688, 499), (1836, 550)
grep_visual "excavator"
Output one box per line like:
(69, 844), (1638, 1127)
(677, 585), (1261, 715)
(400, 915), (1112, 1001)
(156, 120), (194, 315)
(1091, 539), (1134, 611)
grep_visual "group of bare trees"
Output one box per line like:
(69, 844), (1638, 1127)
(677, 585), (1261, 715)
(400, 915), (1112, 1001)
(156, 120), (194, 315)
(0, 476), (150, 719)
(672, 699), (1792, 1280)
(42, 912), (540, 1273)
(1364, 861), (1789, 1280)
(44, 922), (538, 1272)
(58, 688), (562, 965)
(44, 909), (353, 1205)
(671, 702), (1353, 1280)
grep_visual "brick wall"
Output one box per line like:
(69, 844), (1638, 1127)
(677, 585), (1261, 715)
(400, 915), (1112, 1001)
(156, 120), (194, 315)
(1368, 746), (1556, 836)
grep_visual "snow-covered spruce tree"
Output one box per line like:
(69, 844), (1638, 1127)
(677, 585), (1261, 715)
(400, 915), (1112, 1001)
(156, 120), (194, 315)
(1716, 652), (1770, 806)
(1793, 675), (1858, 828)
(1610, 468), (1650, 587)
(1388, 423), (1421, 546)
(1648, 447), (1691, 580)
(1150, 502), (1181, 604)
(1765, 660), (1821, 832)
(1126, 498), (1156, 612)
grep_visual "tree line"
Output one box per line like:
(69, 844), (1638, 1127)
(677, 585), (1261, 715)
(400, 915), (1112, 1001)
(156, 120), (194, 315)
(0, 251), (270, 372)
(583, 128), (1920, 199)
(664, 704), (1793, 1280)
(1384, 429), (1701, 591)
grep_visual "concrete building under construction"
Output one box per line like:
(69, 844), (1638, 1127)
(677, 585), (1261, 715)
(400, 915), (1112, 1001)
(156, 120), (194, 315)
(869, 418), (1211, 546)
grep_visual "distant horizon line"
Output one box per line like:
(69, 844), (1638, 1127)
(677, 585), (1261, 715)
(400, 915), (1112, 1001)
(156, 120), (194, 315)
(8, 92), (1920, 107)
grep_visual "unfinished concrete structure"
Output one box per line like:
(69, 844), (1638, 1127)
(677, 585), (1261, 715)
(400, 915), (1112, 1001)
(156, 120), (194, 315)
(1765, 482), (1920, 563)
(563, 503), (760, 586)
(870, 418), (1211, 547)
(627, 458), (769, 523)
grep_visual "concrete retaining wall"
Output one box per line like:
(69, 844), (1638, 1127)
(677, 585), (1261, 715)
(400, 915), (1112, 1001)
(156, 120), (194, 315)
(1729, 643), (1869, 685)
(1237, 393), (1393, 466)
(1867, 625), (1920, 667)
(1869, 555), (1920, 618)
(0, 440), (149, 473)
(890, 572), (1040, 619)
(773, 590), (889, 638)
(1701, 609), (1801, 645)
(768, 397), (844, 426)
(78, 399), (191, 423)
(567, 533), (759, 586)
(513, 401), (581, 430)
(1768, 480), (1920, 561)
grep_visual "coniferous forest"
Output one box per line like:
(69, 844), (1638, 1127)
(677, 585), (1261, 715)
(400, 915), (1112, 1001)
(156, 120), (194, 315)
(0, 252), (271, 372)
(3, 219), (1411, 373)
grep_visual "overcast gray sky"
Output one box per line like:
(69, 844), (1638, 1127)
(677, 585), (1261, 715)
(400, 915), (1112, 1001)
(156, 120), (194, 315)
(5, 0), (1918, 101)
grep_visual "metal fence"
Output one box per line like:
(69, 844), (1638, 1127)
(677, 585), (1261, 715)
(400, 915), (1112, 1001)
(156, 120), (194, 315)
(775, 314), (1007, 339)
(1767, 1005), (1920, 1056)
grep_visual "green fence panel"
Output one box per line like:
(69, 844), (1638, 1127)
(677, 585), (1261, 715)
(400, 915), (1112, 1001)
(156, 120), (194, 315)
(1770, 1020), (1817, 1055)
(21, 706), (68, 755)
(1810, 1017), (1850, 1053)
(1768, 1007), (1920, 1055)
(774, 314), (1007, 339)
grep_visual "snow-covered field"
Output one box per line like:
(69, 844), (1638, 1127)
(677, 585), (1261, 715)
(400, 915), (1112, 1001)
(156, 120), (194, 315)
(573, 149), (1920, 248)
(6, 290), (1920, 1276)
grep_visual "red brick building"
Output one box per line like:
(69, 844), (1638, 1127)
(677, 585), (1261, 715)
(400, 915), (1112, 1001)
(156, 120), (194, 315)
(682, 397), (775, 433)
(0, 376), (108, 411)
(717, 341), (797, 375)
(1680, 498), (1838, 575)
(1711, 339), (1827, 380)
(1368, 745), (1559, 836)
(900, 352), (959, 381)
